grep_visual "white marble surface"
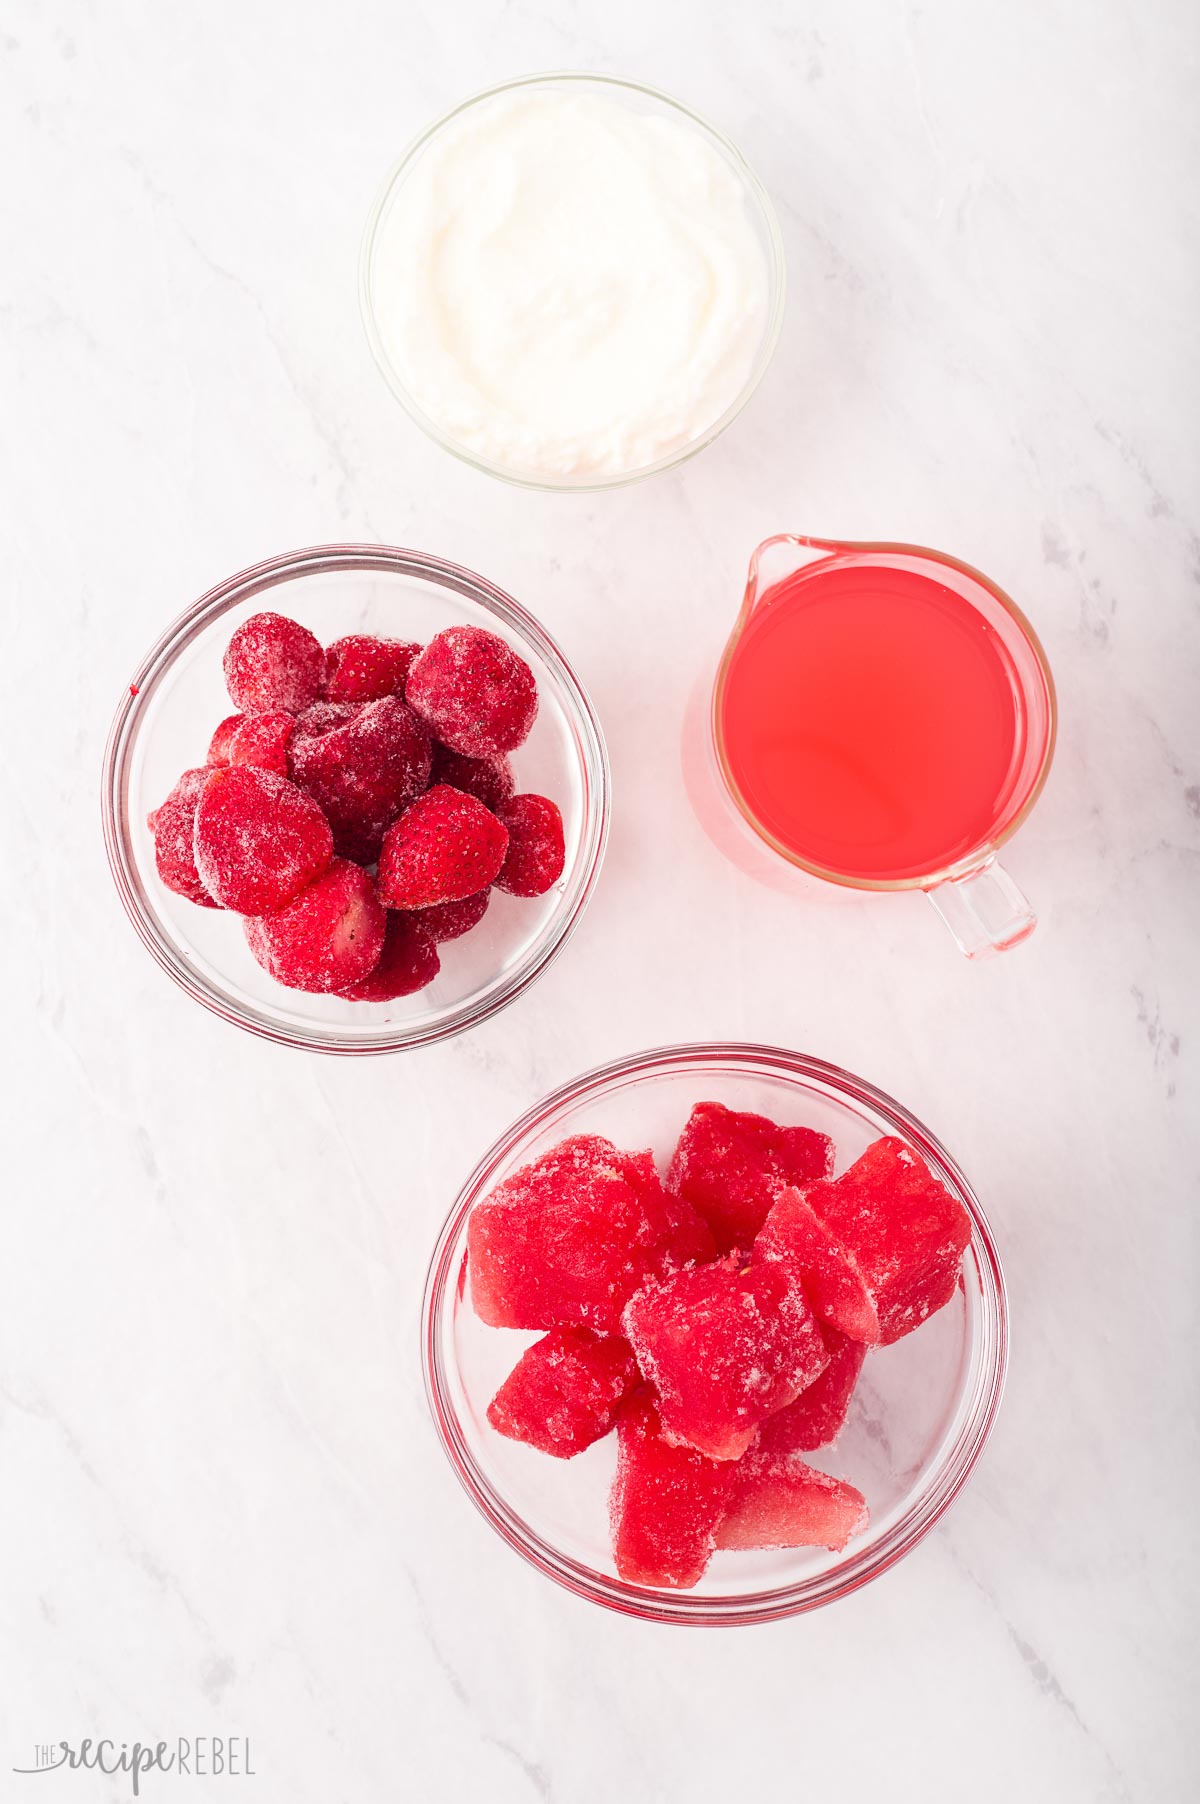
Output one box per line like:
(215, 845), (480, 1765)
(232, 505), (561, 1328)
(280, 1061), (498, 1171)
(2, 0), (1197, 1798)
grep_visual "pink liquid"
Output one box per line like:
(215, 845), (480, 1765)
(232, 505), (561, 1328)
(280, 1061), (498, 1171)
(718, 563), (1025, 881)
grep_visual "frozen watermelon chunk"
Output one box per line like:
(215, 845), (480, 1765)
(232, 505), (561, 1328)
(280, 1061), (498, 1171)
(756, 1185), (880, 1344)
(486, 1328), (639, 1459)
(715, 1450), (868, 1552)
(610, 1390), (737, 1588)
(622, 1257), (829, 1462)
(667, 1100), (834, 1255)
(756, 1329), (867, 1455)
(758, 1138), (972, 1346)
(467, 1134), (715, 1334)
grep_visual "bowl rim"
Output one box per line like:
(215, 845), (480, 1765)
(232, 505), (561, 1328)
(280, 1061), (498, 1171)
(359, 70), (788, 492)
(422, 1040), (1009, 1624)
(101, 542), (610, 1054)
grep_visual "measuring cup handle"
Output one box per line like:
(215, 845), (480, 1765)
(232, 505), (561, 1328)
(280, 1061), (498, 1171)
(926, 858), (1037, 958)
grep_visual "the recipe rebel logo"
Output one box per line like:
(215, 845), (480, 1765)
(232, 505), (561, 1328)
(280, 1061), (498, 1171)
(12, 1737), (255, 1795)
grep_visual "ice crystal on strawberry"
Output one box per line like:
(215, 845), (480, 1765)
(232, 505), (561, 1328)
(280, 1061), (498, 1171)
(414, 889), (491, 943)
(430, 744), (515, 813)
(377, 785), (508, 909)
(193, 766), (333, 915)
(289, 695), (431, 862)
(223, 611), (327, 714)
(406, 625), (538, 759)
(228, 710), (295, 776)
(324, 634), (421, 703)
(206, 714), (243, 766)
(244, 858), (385, 994)
(494, 794), (566, 898)
(336, 910), (440, 1002)
(147, 769), (219, 907)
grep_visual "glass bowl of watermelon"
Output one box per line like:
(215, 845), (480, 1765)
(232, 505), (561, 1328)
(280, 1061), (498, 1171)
(423, 1042), (1007, 1624)
(103, 544), (609, 1053)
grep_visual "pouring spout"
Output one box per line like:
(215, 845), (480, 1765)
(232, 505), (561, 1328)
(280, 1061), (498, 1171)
(743, 534), (846, 616)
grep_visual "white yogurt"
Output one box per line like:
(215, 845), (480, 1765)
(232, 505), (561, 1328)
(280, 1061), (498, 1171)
(367, 86), (773, 481)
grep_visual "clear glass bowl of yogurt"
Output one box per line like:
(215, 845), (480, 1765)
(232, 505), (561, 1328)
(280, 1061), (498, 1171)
(360, 74), (787, 491)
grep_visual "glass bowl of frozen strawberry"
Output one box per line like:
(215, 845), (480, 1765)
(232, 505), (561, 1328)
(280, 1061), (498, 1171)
(102, 545), (609, 1052)
(423, 1043), (1007, 1624)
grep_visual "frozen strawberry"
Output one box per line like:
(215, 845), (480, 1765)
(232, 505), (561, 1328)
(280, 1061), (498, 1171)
(622, 1258), (829, 1462)
(244, 858), (385, 994)
(146, 769), (219, 907)
(494, 794), (565, 898)
(414, 889), (490, 942)
(207, 713), (243, 766)
(755, 1185), (879, 1344)
(487, 1328), (640, 1458)
(337, 911), (440, 1001)
(714, 1451), (868, 1552)
(291, 699), (361, 742)
(193, 765), (333, 914)
(430, 744), (515, 813)
(228, 710), (295, 776)
(467, 1134), (714, 1334)
(223, 611), (327, 714)
(343, 820), (395, 866)
(756, 1329), (867, 1455)
(377, 785), (508, 909)
(406, 625), (538, 759)
(758, 1139), (972, 1346)
(289, 695), (432, 863)
(610, 1390), (737, 1588)
(324, 634), (421, 703)
(668, 1101), (835, 1255)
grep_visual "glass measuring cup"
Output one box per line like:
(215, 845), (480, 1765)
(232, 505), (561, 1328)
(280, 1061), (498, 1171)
(684, 537), (1057, 957)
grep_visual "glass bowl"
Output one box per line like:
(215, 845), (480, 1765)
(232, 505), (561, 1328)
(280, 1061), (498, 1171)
(359, 73), (787, 491)
(423, 1043), (1008, 1624)
(102, 544), (609, 1053)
